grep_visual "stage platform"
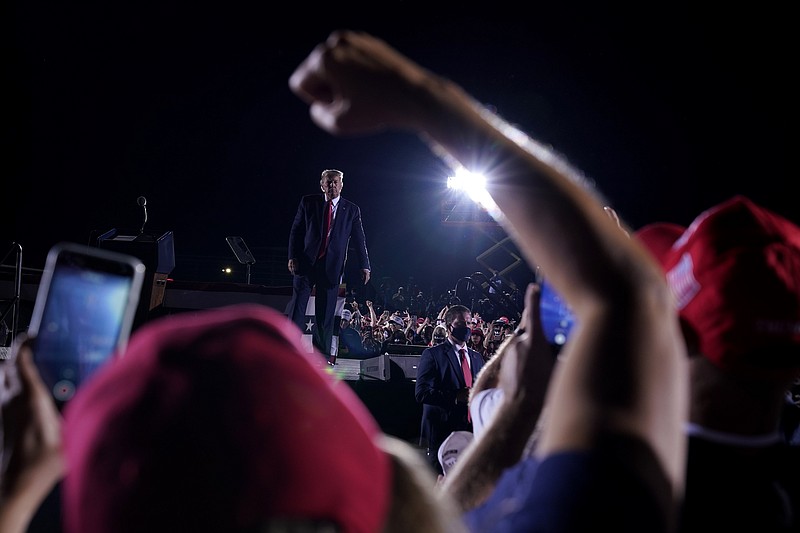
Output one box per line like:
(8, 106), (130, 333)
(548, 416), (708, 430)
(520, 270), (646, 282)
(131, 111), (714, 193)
(160, 279), (293, 312)
(326, 352), (422, 382)
(344, 375), (422, 444)
(1, 275), (424, 445)
(328, 354), (423, 445)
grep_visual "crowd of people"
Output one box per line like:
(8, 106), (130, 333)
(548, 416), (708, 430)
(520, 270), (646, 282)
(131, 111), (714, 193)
(335, 293), (520, 362)
(2, 29), (799, 533)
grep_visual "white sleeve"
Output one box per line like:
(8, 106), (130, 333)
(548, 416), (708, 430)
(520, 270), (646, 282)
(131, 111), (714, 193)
(470, 387), (504, 441)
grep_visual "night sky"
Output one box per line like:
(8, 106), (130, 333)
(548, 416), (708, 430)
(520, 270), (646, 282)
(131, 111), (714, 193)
(8, 2), (793, 297)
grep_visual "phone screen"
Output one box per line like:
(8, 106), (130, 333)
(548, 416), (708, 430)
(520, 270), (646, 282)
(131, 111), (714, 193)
(538, 279), (576, 346)
(28, 243), (145, 406)
(492, 325), (503, 341)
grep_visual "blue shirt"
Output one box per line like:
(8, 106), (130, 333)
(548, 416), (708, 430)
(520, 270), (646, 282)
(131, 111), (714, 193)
(464, 433), (674, 533)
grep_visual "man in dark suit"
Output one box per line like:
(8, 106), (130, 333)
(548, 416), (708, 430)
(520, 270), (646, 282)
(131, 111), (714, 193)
(415, 304), (484, 474)
(286, 169), (371, 361)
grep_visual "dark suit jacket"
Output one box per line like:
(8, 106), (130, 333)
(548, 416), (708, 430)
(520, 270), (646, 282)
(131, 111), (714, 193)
(288, 194), (370, 285)
(415, 340), (484, 452)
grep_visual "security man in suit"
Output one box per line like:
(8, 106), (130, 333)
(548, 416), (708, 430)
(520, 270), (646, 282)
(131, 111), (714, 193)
(287, 169), (371, 361)
(415, 304), (484, 474)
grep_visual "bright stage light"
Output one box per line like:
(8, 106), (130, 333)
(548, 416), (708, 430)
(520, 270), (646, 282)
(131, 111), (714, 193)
(446, 167), (503, 223)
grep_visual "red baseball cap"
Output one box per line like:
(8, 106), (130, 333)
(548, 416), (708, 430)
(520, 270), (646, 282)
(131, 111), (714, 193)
(635, 196), (800, 379)
(62, 304), (391, 533)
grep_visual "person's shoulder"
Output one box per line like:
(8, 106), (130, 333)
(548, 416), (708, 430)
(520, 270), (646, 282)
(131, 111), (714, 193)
(338, 196), (359, 208)
(472, 349), (486, 367)
(425, 343), (449, 357)
(420, 344), (436, 356)
(463, 457), (541, 532)
(298, 194), (322, 207)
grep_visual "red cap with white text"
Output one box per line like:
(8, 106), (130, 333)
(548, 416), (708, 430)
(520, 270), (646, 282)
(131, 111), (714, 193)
(635, 196), (800, 379)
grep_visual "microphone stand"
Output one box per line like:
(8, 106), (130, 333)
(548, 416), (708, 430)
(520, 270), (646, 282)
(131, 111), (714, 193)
(138, 196), (148, 235)
(134, 196), (156, 242)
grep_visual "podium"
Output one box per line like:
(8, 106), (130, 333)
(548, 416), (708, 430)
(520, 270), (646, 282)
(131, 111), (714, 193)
(360, 353), (422, 381)
(96, 229), (175, 328)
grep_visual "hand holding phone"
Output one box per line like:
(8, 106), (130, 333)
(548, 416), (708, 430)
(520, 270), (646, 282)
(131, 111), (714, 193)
(492, 323), (503, 341)
(27, 242), (145, 408)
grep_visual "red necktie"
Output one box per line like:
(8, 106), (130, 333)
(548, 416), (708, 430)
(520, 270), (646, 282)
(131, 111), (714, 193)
(317, 200), (332, 259)
(460, 348), (472, 422)
(460, 349), (472, 388)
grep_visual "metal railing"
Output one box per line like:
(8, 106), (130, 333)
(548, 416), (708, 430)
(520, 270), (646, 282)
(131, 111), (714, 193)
(1, 243), (23, 347)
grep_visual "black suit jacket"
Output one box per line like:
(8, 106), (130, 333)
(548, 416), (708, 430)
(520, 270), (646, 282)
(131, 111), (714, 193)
(288, 194), (370, 285)
(415, 340), (484, 452)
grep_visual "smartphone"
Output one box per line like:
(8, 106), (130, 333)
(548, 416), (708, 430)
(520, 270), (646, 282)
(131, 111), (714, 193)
(492, 324), (503, 341)
(538, 279), (576, 346)
(27, 242), (146, 407)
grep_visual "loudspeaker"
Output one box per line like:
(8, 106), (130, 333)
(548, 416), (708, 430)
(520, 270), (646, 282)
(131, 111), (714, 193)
(384, 343), (427, 355)
(360, 354), (421, 381)
(360, 354), (389, 381)
(388, 354), (421, 380)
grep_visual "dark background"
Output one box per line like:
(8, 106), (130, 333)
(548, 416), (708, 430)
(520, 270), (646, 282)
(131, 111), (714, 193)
(7, 2), (793, 297)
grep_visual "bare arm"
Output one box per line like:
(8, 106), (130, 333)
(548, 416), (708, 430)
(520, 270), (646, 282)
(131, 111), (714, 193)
(289, 29), (687, 500)
(377, 310), (390, 328)
(482, 321), (495, 350)
(471, 335), (505, 395)
(366, 300), (377, 325)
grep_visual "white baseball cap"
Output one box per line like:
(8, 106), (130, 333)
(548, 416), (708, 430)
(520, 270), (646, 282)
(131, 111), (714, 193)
(437, 430), (474, 475)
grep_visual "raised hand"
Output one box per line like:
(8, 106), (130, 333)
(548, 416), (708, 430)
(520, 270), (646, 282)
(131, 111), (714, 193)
(0, 338), (65, 533)
(289, 31), (437, 136)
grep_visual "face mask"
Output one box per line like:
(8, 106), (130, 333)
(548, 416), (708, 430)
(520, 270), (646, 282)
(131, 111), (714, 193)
(433, 335), (446, 345)
(450, 325), (471, 344)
